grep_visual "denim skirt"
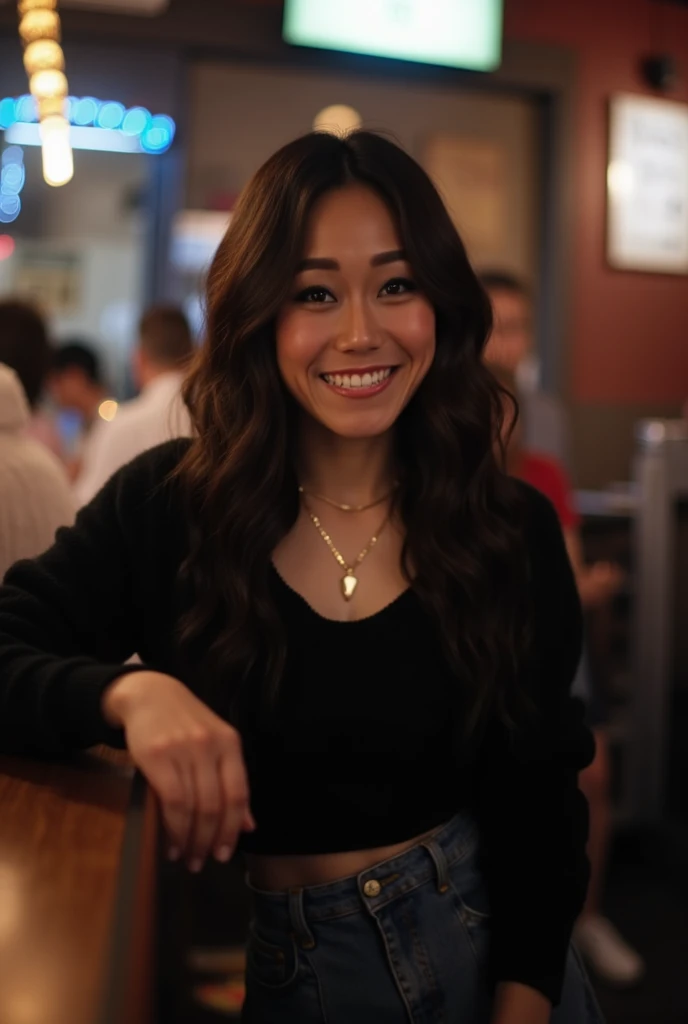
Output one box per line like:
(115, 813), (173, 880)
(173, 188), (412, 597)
(242, 812), (605, 1024)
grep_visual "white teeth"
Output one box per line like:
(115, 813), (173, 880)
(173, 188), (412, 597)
(323, 368), (394, 389)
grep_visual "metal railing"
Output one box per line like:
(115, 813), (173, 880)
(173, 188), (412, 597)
(625, 419), (688, 823)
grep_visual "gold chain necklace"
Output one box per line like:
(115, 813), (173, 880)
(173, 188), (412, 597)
(298, 484), (397, 513)
(301, 498), (390, 601)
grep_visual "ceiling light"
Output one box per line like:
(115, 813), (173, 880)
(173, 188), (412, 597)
(29, 68), (68, 100)
(40, 114), (74, 186)
(18, 0), (59, 12)
(313, 104), (362, 136)
(18, 9), (61, 44)
(23, 38), (65, 75)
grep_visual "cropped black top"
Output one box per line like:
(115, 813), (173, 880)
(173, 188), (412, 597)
(0, 439), (593, 1004)
(240, 567), (460, 855)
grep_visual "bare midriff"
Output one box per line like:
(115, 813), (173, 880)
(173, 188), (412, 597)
(245, 824), (444, 892)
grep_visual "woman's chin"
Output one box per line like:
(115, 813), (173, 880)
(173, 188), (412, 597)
(308, 409), (399, 441)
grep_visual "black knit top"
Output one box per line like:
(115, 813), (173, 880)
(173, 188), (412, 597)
(0, 439), (593, 1005)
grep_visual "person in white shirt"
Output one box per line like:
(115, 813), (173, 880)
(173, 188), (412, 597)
(0, 363), (75, 579)
(74, 306), (194, 506)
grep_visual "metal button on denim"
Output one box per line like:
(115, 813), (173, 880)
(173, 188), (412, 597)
(363, 879), (381, 897)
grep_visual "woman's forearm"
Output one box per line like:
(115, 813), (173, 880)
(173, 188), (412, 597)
(491, 981), (552, 1024)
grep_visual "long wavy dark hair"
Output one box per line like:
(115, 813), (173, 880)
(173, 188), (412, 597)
(175, 130), (529, 740)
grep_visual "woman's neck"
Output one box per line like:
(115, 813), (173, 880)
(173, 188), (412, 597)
(297, 421), (396, 507)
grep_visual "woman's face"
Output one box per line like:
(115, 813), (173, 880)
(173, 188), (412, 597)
(276, 184), (436, 440)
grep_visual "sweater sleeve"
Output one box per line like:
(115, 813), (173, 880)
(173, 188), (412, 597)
(0, 444), (182, 756)
(472, 485), (594, 1005)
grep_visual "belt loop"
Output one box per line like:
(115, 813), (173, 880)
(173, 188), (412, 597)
(288, 887), (316, 949)
(422, 840), (450, 894)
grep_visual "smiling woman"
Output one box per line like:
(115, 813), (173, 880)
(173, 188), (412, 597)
(0, 131), (602, 1024)
(276, 186), (436, 440)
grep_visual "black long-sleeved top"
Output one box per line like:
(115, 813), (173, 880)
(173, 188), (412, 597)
(0, 439), (593, 1005)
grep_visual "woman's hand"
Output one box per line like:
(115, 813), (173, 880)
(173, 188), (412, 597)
(102, 671), (255, 870)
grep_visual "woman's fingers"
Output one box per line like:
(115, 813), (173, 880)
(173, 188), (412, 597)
(213, 749), (253, 863)
(122, 679), (255, 871)
(145, 754), (194, 857)
(188, 753), (223, 871)
(243, 807), (257, 833)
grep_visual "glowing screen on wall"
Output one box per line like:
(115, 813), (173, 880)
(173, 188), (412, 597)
(283, 0), (503, 73)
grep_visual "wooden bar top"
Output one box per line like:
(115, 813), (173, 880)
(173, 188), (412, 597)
(0, 748), (135, 1024)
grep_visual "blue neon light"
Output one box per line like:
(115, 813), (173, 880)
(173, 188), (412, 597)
(71, 96), (100, 126)
(121, 107), (151, 137)
(0, 97), (16, 131)
(0, 95), (176, 155)
(0, 145), (24, 223)
(97, 101), (126, 130)
(1, 146), (23, 167)
(141, 114), (175, 154)
(15, 95), (38, 123)
(0, 194), (21, 224)
(1, 162), (25, 195)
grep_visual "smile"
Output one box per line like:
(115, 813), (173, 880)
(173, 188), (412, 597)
(320, 367), (397, 398)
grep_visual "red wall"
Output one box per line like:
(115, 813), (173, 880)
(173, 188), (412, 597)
(506, 0), (688, 404)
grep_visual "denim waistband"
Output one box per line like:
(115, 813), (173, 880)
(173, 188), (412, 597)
(246, 812), (480, 931)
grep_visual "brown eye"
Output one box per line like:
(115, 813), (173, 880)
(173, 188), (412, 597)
(380, 277), (416, 297)
(295, 287), (335, 304)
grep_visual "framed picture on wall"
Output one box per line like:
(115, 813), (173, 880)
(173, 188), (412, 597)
(607, 93), (688, 274)
(13, 248), (82, 315)
(423, 135), (508, 265)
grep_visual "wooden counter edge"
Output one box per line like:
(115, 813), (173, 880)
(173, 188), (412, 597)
(98, 770), (159, 1024)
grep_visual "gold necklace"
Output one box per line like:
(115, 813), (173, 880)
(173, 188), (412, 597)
(301, 498), (390, 601)
(298, 484), (397, 513)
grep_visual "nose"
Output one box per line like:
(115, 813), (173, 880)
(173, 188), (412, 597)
(334, 296), (381, 354)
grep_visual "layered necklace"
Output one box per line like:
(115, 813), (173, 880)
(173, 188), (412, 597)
(298, 484), (396, 601)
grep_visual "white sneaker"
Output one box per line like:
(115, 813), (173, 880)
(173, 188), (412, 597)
(574, 914), (645, 986)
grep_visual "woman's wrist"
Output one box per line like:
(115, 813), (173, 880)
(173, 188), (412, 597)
(101, 670), (170, 727)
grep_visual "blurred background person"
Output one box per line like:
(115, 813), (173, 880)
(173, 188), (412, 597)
(47, 341), (109, 432)
(481, 271), (570, 469)
(46, 341), (112, 482)
(74, 304), (193, 505)
(0, 299), (64, 460)
(0, 363), (75, 580)
(496, 366), (645, 988)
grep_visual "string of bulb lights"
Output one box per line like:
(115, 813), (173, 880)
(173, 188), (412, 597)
(17, 0), (74, 187)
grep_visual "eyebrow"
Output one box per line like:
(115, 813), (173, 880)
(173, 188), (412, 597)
(295, 249), (407, 273)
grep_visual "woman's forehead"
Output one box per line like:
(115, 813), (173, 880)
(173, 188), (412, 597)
(301, 185), (402, 259)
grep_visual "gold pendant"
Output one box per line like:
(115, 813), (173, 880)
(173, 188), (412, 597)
(341, 574), (358, 600)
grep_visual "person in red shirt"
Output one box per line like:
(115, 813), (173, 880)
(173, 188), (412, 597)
(508, 432), (621, 610)
(496, 367), (645, 987)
